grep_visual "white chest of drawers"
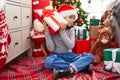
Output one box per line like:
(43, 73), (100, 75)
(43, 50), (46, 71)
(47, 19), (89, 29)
(5, 0), (32, 63)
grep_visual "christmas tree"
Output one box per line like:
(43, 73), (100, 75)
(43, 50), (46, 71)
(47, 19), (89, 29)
(51, 0), (89, 27)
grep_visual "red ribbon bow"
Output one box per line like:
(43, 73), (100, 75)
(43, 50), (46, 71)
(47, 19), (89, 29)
(42, 9), (55, 17)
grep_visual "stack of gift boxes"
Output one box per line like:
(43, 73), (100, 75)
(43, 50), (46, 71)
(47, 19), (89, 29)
(73, 23), (120, 73)
(72, 19), (101, 54)
(73, 26), (91, 54)
(72, 19), (120, 74)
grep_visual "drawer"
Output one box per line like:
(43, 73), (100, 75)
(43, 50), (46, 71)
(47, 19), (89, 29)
(5, 4), (21, 29)
(8, 31), (22, 61)
(21, 0), (32, 5)
(22, 27), (31, 50)
(21, 7), (32, 27)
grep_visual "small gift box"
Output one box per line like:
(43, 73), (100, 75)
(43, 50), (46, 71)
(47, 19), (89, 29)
(73, 40), (90, 54)
(104, 48), (120, 73)
(89, 26), (101, 38)
(36, 5), (68, 35)
(90, 19), (100, 26)
(90, 26), (115, 39)
(75, 26), (89, 40)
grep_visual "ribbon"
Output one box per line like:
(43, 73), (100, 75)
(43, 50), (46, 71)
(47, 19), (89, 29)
(104, 48), (120, 73)
(42, 8), (55, 17)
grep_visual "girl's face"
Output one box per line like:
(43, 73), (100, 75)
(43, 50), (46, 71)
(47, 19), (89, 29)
(64, 15), (75, 27)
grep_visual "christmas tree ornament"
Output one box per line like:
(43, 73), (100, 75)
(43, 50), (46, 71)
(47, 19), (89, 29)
(54, 1), (58, 5)
(78, 18), (83, 24)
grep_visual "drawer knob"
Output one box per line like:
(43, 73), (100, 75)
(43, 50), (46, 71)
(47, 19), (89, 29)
(13, 16), (18, 20)
(27, 36), (30, 39)
(14, 42), (18, 45)
(26, 16), (30, 18)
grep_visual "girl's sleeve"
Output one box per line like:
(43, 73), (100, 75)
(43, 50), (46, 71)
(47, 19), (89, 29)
(59, 28), (75, 49)
(45, 32), (55, 52)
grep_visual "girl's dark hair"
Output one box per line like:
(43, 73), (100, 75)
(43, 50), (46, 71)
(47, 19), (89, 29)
(66, 26), (73, 29)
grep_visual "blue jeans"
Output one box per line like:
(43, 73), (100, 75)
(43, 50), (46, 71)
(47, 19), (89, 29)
(44, 52), (94, 73)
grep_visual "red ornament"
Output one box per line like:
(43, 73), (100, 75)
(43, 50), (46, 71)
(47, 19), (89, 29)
(78, 18), (83, 24)
(54, 1), (58, 5)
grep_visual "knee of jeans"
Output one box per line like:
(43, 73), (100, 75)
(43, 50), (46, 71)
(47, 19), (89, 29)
(44, 55), (57, 69)
(88, 54), (94, 62)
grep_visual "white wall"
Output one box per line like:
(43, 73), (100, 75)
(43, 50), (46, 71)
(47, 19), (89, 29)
(81, 0), (115, 20)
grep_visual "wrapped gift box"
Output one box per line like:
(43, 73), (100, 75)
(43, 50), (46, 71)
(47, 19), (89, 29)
(76, 27), (87, 40)
(104, 48), (120, 73)
(36, 6), (68, 35)
(75, 26), (90, 40)
(90, 19), (100, 26)
(73, 40), (90, 54)
(90, 26), (115, 38)
(89, 26), (101, 38)
(89, 26), (101, 47)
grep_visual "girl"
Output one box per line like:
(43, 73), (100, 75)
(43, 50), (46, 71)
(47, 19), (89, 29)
(43, 4), (94, 80)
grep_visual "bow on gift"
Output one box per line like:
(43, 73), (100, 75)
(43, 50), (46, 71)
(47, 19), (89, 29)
(42, 8), (55, 17)
(105, 49), (120, 73)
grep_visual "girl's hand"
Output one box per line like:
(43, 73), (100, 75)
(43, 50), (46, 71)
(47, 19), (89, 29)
(43, 21), (49, 32)
(60, 22), (66, 31)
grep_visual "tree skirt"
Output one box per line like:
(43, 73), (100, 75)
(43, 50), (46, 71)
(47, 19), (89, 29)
(0, 57), (120, 80)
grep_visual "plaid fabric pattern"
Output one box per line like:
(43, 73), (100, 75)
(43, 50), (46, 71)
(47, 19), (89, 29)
(92, 62), (120, 80)
(0, 57), (47, 80)
(0, 57), (120, 80)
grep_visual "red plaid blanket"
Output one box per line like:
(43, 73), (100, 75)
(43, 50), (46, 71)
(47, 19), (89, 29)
(0, 57), (120, 80)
